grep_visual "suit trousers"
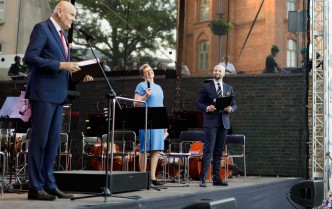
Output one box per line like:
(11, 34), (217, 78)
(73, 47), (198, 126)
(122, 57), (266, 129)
(28, 101), (63, 191)
(199, 126), (228, 181)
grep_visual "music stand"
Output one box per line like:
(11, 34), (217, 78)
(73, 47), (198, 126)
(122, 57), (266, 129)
(0, 92), (31, 192)
(117, 107), (169, 190)
(70, 34), (141, 203)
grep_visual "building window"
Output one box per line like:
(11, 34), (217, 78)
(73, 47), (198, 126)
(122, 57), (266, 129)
(199, 41), (209, 70)
(287, 39), (297, 67)
(0, 0), (4, 23)
(0, 43), (2, 54)
(200, 0), (209, 21)
(287, 0), (296, 17)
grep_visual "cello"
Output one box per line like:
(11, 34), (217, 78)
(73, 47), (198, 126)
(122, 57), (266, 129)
(188, 141), (233, 181)
(88, 142), (123, 171)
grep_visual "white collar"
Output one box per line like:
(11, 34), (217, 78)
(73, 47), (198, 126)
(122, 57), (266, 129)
(50, 17), (62, 34)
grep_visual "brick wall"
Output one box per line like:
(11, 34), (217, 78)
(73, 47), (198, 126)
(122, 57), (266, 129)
(0, 73), (308, 177)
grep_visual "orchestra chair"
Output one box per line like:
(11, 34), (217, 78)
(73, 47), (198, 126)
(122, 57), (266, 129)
(223, 134), (246, 181)
(81, 133), (101, 170)
(57, 133), (72, 171)
(101, 131), (136, 171)
(0, 130), (10, 175)
(179, 130), (205, 153)
(0, 136), (6, 197)
(163, 130), (204, 185)
(14, 130), (29, 186)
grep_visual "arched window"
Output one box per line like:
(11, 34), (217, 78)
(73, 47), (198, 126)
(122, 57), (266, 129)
(199, 41), (209, 70)
(200, 0), (209, 21)
(287, 39), (297, 67)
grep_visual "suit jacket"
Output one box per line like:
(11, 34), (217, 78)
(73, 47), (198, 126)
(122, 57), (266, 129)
(195, 81), (237, 129)
(24, 18), (70, 104)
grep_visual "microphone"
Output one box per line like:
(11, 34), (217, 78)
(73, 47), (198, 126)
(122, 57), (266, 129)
(147, 79), (150, 88)
(75, 25), (95, 40)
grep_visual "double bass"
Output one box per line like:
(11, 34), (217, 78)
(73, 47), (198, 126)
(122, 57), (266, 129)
(189, 141), (233, 181)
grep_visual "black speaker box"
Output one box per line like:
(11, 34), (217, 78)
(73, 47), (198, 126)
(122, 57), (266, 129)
(182, 197), (237, 209)
(54, 171), (150, 193)
(290, 180), (324, 207)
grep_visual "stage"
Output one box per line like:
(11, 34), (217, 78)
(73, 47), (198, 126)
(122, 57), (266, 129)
(0, 176), (307, 209)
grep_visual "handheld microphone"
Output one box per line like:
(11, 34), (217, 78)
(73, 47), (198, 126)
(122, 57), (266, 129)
(147, 79), (150, 88)
(75, 25), (95, 40)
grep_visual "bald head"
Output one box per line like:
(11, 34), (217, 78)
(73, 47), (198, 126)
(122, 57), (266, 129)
(52, 1), (76, 29)
(213, 64), (226, 81)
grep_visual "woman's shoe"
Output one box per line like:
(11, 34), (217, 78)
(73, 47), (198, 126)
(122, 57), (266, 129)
(151, 180), (163, 186)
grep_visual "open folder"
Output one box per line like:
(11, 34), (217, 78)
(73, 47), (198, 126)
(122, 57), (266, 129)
(71, 59), (104, 82)
(215, 96), (233, 111)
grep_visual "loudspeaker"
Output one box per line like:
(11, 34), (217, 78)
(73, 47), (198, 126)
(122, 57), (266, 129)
(290, 180), (324, 207)
(182, 198), (237, 209)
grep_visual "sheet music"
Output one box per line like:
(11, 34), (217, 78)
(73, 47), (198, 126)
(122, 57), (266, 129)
(0, 91), (31, 122)
(77, 58), (99, 67)
(0, 97), (19, 118)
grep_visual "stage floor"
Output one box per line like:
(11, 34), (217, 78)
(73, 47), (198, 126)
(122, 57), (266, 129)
(0, 176), (306, 209)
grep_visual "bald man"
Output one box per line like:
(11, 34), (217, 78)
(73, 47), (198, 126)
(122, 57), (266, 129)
(24, 1), (92, 200)
(195, 64), (237, 187)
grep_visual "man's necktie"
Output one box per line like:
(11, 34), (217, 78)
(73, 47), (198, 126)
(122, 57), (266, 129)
(217, 83), (222, 98)
(60, 30), (68, 59)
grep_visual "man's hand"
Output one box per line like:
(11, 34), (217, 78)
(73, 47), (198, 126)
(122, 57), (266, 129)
(207, 105), (217, 112)
(224, 106), (233, 113)
(60, 62), (81, 73)
(83, 75), (93, 82)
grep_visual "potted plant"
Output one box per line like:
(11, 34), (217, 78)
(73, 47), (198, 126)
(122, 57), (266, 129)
(209, 16), (233, 36)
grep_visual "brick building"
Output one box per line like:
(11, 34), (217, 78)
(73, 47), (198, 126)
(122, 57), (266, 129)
(182, 0), (306, 75)
(0, 0), (51, 79)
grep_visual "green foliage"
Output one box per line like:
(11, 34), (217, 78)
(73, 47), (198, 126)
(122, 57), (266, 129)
(209, 16), (233, 36)
(74, 0), (176, 66)
(49, 0), (61, 9)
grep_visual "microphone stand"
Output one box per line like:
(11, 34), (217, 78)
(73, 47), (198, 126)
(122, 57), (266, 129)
(70, 36), (141, 202)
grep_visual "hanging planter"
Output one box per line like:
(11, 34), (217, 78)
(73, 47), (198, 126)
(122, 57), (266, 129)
(209, 17), (233, 36)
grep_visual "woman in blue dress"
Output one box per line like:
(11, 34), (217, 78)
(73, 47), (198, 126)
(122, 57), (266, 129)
(133, 64), (165, 186)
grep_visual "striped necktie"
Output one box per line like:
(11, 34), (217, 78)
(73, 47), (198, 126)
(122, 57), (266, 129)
(217, 83), (222, 98)
(59, 30), (68, 59)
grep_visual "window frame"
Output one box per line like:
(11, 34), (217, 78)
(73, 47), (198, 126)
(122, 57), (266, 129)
(199, 0), (209, 22)
(0, 0), (5, 23)
(198, 40), (209, 71)
(287, 39), (297, 67)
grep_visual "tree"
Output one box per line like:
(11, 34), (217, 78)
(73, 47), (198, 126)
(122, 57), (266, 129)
(49, 0), (59, 9)
(74, 0), (176, 66)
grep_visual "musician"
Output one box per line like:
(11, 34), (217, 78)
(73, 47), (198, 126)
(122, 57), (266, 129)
(195, 64), (237, 187)
(8, 56), (28, 80)
(133, 64), (165, 186)
(263, 45), (286, 73)
(24, 1), (93, 201)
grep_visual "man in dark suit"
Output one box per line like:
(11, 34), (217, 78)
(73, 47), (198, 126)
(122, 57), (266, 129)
(24, 1), (92, 201)
(195, 64), (237, 187)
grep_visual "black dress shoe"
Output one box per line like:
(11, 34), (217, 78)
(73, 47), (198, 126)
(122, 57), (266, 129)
(213, 179), (228, 186)
(199, 180), (207, 187)
(28, 190), (57, 201)
(151, 180), (163, 186)
(46, 188), (73, 199)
